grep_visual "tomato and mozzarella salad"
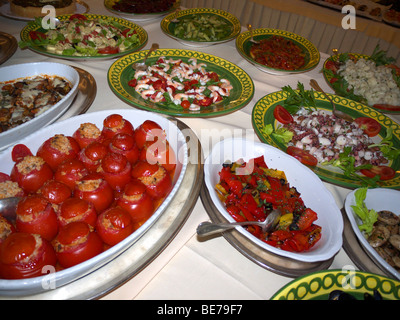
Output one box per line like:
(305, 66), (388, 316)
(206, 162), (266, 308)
(0, 114), (177, 279)
(21, 14), (140, 56)
(128, 56), (233, 111)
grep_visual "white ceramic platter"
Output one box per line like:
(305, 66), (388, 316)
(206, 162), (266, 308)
(0, 109), (188, 296)
(204, 137), (343, 263)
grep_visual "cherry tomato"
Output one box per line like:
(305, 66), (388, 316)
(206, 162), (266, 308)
(58, 197), (97, 228)
(74, 173), (114, 213)
(139, 139), (176, 173)
(116, 179), (154, 225)
(29, 30), (46, 41)
(0, 177), (25, 199)
(96, 207), (134, 246)
(273, 105), (293, 124)
(324, 60), (340, 73)
(108, 133), (139, 164)
(69, 13), (87, 20)
(52, 221), (103, 268)
(286, 146), (318, 166)
(72, 122), (102, 149)
(99, 152), (132, 191)
(355, 117), (381, 137)
(0, 215), (16, 245)
(16, 195), (59, 241)
(0, 233), (57, 279)
(39, 179), (71, 205)
(360, 165), (396, 181)
(11, 144), (32, 163)
(37, 134), (80, 171)
(134, 120), (165, 149)
(78, 141), (108, 173)
(10, 155), (54, 193)
(180, 100), (191, 109)
(97, 46), (119, 55)
(102, 114), (134, 140)
(54, 158), (88, 189)
(131, 161), (172, 199)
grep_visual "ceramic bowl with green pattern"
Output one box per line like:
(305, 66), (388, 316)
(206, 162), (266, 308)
(252, 90), (400, 189)
(236, 28), (320, 75)
(322, 53), (400, 114)
(271, 270), (400, 300)
(108, 48), (254, 117)
(20, 14), (148, 60)
(161, 8), (241, 47)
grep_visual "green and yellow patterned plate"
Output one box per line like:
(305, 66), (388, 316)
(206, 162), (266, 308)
(161, 8), (241, 47)
(108, 48), (254, 117)
(323, 53), (400, 114)
(252, 90), (400, 189)
(236, 28), (320, 75)
(104, 0), (180, 22)
(271, 270), (400, 300)
(20, 14), (148, 60)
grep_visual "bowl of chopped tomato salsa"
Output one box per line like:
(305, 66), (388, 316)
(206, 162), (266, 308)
(204, 137), (343, 262)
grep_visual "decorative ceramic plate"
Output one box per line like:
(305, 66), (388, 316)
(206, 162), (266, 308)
(235, 28), (320, 75)
(344, 188), (400, 280)
(0, 0), (89, 21)
(108, 48), (254, 117)
(104, 0), (180, 22)
(322, 53), (400, 114)
(271, 270), (400, 300)
(252, 90), (400, 189)
(19, 14), (148, 60)
(160, 8), (241, 47)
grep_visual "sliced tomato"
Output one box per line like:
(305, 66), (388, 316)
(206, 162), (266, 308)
(69, 14), (87, 21)
(11, 144), (32, 163)
(286, 146), (318, 166)
(97, 46), (119, 55)
(355, 117), (381, 137)
(324, 60), (340, 73)
(360, 165), (396, 181)
(29, 30), (46, 41)
(273, 105), (293, 124)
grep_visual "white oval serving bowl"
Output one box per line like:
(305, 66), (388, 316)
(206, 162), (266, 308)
(344, 188), (400, 280)
(0, 109), (188, 296)
(204, 137), (343, 263)
(0, 62), (80, 151)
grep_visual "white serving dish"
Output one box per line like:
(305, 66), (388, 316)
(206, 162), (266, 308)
(204, 137), (343, 262)
(344, 188), (400, 280)
(0, 62), (80, 150)
(0, 109), (188, 296)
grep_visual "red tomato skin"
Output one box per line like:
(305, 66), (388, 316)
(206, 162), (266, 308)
(139, 139), (176, 173)
(102, 114), (134, 140)
(134, 120), (165, 149)
(96, 207), (134, 246)
(108, 133), (139, 164)
(97, 46), (119, 55)
(131, 161), (172, 199)
(78, 141), (108, 173)
(355, 117), (381, 137)
(286, 146), (318, 167)
(72, 123), (102, 149)
(58, 198), (97, 228)
(116, 179), (154, 224)
(273, 105), (293, 124)
(39, 180), (72, 205)
(0, 233), (57, 279)
(10, 157), (54, 193)
(360, 165), (396, 181)
(11, 144), (32, 163)
(53, 221), (103, 268)
(100, 152), (132, 191)
(74, 173), (114, 213)
(54, 158), (89, 189)
(37, 135), (81, 171)
(16, 195), (59, 241)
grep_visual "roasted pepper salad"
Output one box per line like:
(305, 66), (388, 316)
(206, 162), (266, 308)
(216, 155), (321, 252)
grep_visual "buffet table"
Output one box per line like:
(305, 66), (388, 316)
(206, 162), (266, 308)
(0, 0), (399, 300)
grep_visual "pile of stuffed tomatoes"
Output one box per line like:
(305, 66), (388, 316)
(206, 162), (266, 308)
(216, 156), (321, 253)
(0, 114), (176, 279)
